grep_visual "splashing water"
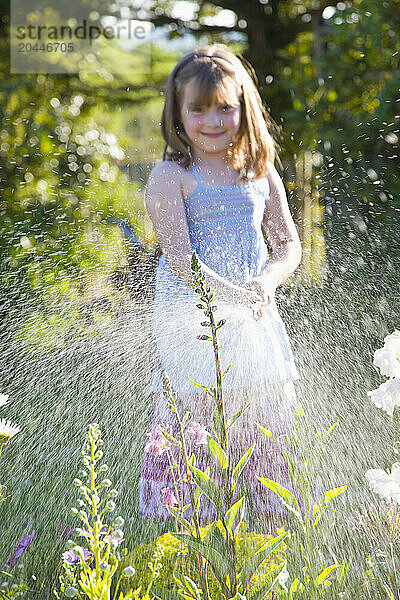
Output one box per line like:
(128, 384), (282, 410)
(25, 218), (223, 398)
(1, 216), (400, 596)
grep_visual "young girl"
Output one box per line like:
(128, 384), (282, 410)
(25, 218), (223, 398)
(139, 43), (302, 529)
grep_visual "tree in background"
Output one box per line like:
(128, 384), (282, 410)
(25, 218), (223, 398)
(0, 0), (179, 347)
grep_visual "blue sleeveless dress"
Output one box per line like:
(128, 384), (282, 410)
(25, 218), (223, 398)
(150, 162), (299, 395)
(139, 163), (300, 520)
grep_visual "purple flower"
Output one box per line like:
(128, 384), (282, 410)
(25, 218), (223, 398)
(62, 547), (92, 565)
(185, 422), (209, 445)
(5, 529), (35, 568)
(145, 424), (173, 456)
(160, 487), (178, 508)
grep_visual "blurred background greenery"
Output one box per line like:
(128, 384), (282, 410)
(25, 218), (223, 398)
(0, 0), (400, 595)
(1, 0), (399, 345)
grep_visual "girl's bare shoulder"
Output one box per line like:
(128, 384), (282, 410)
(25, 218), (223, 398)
(147, 160), (186, 191)
(147, 160), (197, 200)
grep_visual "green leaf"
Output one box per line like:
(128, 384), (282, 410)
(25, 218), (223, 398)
(289, 578), (304, 599)
(176, 594), (197, 600)
(187, 377), (214, 399)
(312, 502), (321, 526)
(228, 399), (253, 431)
(231, 443), (255, 494)
(247, 562), (288, 600)
(322, 485), (347, 505)
(182, 575), (202, 600)
(221, 363), (231, 378)
(187, 378), (208, 392)
(203, 521), (229, 558)
(207, 436), (228, 471)
(160, 428), (181, 448)
(172, 533), (229, 583)
(225, 496), (245, 538)
(312, 486), (347, 526)
(239, 531), (287, 590)
(257, 478), (302, 522)
(257, 424), (280, 445)
(325, 421), (339, 439)
(189, 464), (224, 516)
(166, 506), (192, 532)
(317, 563), (342, 586)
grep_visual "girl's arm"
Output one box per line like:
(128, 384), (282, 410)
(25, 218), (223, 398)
(145, 161), (262, 307)
(247, 161), (302, 304)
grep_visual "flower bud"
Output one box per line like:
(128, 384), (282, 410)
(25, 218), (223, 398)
(99, 464), (108, 472)
(122, 566), (135, 578)
(108, 489), (118, 498)
(73, 478), (82, 486)
(113, 528), (124, 539)
(112, 516), (124, 527)
(70, 507), (79, 515)
(105, 500), (116, 512)
(99, 479), (112, 488)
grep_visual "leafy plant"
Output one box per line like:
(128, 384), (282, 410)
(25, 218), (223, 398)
(119, 526), (288, 600)
(257, 406), (348, 598)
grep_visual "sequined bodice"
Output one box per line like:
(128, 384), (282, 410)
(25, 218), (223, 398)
(182, 163), (270, 285)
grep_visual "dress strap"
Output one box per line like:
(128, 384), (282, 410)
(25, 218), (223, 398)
(191, 163), (204, 189)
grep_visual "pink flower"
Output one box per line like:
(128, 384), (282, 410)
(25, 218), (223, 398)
(144, 424), (173, 456)
(62, 547), (92, 565)
(160, 487), (178, 507)
(185, 422), (209, 445)
(104, 533), (124, 546)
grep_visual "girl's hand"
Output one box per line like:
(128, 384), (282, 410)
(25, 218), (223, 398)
(246, 275), (277, 319)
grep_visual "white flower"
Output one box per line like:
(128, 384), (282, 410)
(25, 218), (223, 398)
(0, 394), (8, 407)
(373, 348), (400, 378)
(277, 562), (289, 591)
(367, 378), (400, 416)
(384, 330), (400, 354)
(0, 419), (20, 439)
(365, 465), (400, 503)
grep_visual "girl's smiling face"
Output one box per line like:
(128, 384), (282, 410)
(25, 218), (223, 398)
(179, 77), (242, 158)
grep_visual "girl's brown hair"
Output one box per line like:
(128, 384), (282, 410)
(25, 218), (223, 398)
(161, 43), (282, 180)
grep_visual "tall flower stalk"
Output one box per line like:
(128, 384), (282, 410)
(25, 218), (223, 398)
(58, 423), (137, 600)
(155, 251), (287, 600)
